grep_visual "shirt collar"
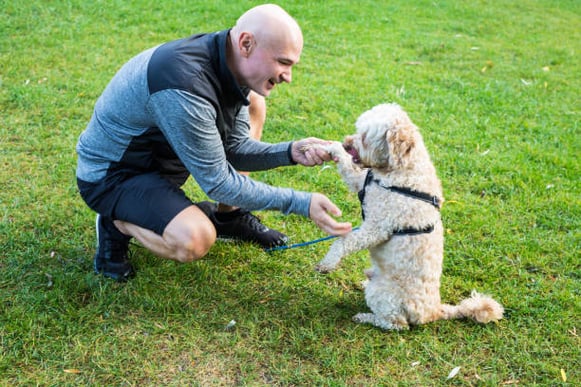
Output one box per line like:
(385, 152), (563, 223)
(216, 29), (250, 106)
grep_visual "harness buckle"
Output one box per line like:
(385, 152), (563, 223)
(432, 196), (441, 208)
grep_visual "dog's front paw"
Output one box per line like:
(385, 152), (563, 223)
(314, 253), (342, 273)
(322, 141), (345, 157)
(314, 263), (336, 274)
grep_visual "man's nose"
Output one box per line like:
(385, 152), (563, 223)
(280, 70), (292, 83)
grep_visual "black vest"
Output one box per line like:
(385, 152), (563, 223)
(147, 29), (250, 142)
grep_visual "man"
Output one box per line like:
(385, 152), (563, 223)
(76, 4), (352, 281)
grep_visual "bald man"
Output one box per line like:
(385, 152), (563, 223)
(75, 4), (352, 281)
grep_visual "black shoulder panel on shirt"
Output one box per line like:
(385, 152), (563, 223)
(147, 33), (212, 95)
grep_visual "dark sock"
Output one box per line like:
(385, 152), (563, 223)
(214, 209), (243, 222)
(101, 216), (130, 240)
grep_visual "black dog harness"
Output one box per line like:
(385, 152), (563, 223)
(358, 169), (442, 235)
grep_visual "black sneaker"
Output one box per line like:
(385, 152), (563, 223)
(93, 214), (135, 282)
(195, 202), (288, 248)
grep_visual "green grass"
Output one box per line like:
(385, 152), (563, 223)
(1, 0), (579, 385)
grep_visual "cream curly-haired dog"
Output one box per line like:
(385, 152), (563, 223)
(316, 103), (503, 330)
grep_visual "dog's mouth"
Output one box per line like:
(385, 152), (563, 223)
(344, 144), (361, 164)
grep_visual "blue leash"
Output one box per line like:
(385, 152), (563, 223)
(264, 226), (360, 253)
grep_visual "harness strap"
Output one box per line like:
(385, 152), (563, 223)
(358, 170), (440, 235)
(393, 224), (435, 235)
(380, 185), (442, 209)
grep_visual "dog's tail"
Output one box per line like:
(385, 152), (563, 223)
(440, 290), (504, 323)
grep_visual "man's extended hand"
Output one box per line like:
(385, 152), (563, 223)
(309, 193), (352, 236)
(291, 137), (333, 166)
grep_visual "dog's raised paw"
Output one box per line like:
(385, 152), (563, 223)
(325, 141), (346, 157)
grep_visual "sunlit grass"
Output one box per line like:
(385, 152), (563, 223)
(1, 0), (579, 385)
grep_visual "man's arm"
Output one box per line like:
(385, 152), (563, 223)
(146, 89), (312, 216)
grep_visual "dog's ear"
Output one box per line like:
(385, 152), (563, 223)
(387, 120), (416, 169)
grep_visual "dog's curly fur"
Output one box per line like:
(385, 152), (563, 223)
(316, 103), (503, 330)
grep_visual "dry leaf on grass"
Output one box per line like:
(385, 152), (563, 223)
(447, 366), (461, 379)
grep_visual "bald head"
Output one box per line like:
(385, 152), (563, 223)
(228, 4), (303, 96)
(231, 4), (303, 53)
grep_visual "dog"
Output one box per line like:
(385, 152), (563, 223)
(315, 103), (503, 330)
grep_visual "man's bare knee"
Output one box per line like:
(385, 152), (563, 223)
(248, 91), (266, 140)
(165, 207), (217, 263)
(173, 225), (215, 263)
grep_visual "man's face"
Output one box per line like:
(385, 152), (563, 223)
(241, 38), (301, 96)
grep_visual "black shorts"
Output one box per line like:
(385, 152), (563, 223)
(77, 173), (194, 236)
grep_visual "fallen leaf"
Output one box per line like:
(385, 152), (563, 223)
(225, 320), (236, 330)
(45, 273), (53, 288)
(561, 368), (567, 382)
(542, 66), (550, 72)
(481, 61), (493, 73)
(63, 369), (82, 374)
(411, 361), (421, 367)
(447, 366), (461, 379)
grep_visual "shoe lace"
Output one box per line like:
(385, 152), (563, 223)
(237, 210), (269, 232)
(103, 239), (130, 260)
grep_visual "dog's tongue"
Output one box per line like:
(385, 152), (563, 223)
(344, 145), (360, 163)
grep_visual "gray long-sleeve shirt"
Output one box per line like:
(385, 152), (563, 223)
(76, 30), (311, 217)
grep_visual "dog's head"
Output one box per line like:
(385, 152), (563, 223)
(343, 103), (418, 171)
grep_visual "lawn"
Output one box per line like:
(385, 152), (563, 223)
(1, 0), (579, 385)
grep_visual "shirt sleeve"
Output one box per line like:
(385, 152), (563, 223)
(146, 88), (312, 217)
(223, 106), (296, 171)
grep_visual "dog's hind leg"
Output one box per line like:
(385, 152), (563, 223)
(352, 313), (409, 330)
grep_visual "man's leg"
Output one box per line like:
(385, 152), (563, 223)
(212, 91), (288, 247)
(115, 205), (216, 263)
(93, 206), (216, 281)
(83, 173), (217, 281)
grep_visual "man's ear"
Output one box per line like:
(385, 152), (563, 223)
(239, 32), (255, 57)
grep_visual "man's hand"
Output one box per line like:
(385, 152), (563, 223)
(309, 193), (352, 236)
(291, 137), (333, 166)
